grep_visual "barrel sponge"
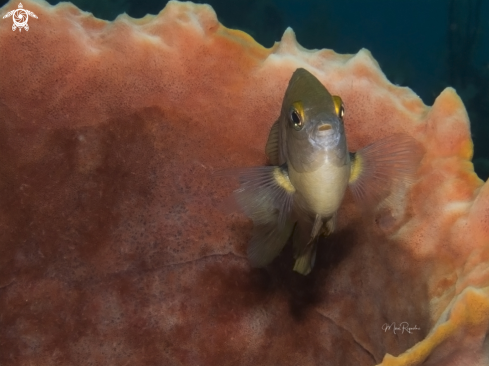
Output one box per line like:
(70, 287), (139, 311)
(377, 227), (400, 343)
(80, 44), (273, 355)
(0, 1), (488, 365)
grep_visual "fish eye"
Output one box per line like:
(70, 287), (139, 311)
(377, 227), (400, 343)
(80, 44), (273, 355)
(289, 101), (305, 130)
(289, 108), (303, 130)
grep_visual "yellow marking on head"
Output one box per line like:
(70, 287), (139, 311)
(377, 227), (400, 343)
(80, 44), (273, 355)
(291, 101), (305, 120)
(273, 167), (296, 194)
(332, 95), (344, 118)
(349, 153), (363, 184)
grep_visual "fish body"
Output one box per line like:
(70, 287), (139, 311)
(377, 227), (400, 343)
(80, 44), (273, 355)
(288, 156), (350, 218)
(227, 68), (421, 275)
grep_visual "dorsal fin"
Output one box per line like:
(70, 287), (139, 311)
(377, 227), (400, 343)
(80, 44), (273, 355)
(265, 121), (279, 165)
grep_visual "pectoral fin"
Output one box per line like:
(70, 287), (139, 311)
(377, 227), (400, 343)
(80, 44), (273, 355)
(219, 165), (296, 267)
(348, 134), (423, 205)
(228, 165), (295, 226)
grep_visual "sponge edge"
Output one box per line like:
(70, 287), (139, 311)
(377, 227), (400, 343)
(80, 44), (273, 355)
(0, 1), (488, 366)
(424, 87), (473, 160)
(380, 287), (489, 366)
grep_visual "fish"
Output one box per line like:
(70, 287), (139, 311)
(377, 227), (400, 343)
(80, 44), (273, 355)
(225, 68), (421, 275)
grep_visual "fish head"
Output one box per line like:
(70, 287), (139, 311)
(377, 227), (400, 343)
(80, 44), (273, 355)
(280, 68), (348, 173)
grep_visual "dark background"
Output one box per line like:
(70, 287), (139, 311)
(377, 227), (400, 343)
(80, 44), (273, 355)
(1, 0), (488, 179)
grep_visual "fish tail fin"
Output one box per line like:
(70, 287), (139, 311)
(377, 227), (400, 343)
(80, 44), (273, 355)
(217, 165), (296, 266)
(293, 243), (317, 275)
(348, 134), (423, 205)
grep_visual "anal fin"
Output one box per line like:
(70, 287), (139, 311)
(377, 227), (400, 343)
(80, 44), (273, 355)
(321, 212), (337, 237)
(248, 220), (294, 267)
(292, 215), (322, 275)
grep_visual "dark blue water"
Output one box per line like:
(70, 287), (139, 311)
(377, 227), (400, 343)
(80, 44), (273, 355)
(1, 0), (488, 179)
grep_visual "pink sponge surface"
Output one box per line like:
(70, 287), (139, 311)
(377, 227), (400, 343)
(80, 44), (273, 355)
(0, 1), (488, 365)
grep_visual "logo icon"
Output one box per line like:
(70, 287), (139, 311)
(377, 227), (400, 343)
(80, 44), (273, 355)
(2, 3), (38, 32)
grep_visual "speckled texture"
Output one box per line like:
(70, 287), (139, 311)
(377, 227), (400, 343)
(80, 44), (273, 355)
(0, 1), (488, 365)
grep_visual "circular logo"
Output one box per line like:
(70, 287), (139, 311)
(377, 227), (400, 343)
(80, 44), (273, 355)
(12, 9), (28, 29)
(2, 3), (38, 32)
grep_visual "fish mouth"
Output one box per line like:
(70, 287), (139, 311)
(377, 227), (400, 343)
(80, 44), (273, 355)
(318, 124), (332, 132)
